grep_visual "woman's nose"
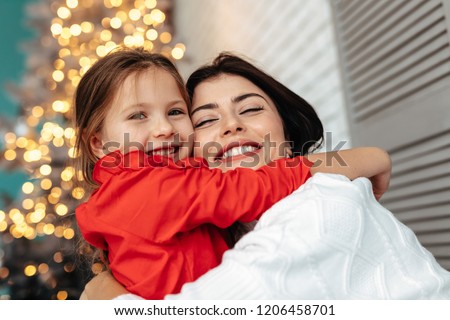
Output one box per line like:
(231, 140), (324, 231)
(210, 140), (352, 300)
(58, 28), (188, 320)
(221, 116), (245, 137)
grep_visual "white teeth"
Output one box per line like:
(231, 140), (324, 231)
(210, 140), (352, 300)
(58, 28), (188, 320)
(222, 146), (258, 159)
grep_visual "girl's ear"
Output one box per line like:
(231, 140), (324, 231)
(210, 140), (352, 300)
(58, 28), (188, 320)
(283, 137), (293, 158)
(89, 132), (105, 158)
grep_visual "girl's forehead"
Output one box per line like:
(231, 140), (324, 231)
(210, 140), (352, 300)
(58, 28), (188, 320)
(121, 68), (157, 85)
(111, 67), (186, 111)
(117, 68), (173, 95)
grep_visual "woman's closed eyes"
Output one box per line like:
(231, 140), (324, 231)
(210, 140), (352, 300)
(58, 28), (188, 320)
(239, 105), (264, 114)
(193, 116), (218, 129)
(193, 105), (265, 129)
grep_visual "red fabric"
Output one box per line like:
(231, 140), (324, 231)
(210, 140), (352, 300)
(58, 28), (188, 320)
(76, 150), (311, 299)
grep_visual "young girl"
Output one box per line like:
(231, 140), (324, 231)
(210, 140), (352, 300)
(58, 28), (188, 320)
(74, 47), (391, 299)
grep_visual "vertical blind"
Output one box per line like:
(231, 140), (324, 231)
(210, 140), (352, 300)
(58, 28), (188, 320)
(331, 0), (450, 270)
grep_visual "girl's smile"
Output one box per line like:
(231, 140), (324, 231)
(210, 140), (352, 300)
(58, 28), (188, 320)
(90, 68), (194, 161)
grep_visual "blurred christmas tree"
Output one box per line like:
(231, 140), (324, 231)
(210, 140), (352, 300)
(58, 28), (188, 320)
(0, 0), (185, 299)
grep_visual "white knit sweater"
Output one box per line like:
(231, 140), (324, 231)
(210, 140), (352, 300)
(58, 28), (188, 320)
(117, 173), (450, 300)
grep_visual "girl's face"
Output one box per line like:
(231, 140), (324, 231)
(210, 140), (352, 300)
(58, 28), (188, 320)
(91, 68), (193, 160)
(191, 74), (290, 171)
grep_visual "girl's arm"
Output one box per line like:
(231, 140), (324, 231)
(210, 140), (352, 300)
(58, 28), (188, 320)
(80, 271), (130, 300)
(77, 151), (312, 244)
(306, 147), (391, 200)
(78, 147), (391, 247)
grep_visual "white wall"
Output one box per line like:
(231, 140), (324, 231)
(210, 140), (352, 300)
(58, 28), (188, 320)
(173, 0), (351, 150)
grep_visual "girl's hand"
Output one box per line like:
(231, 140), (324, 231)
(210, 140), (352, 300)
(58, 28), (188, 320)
(307, 146), (392, 201)
(80, 271), (128, 300)
(370, 166), (391, 201)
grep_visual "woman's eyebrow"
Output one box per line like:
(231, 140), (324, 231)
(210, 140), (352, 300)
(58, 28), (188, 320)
(232, 93), (267, 104)
(190, 93), (266, 116)
(190, 103), (218, 116)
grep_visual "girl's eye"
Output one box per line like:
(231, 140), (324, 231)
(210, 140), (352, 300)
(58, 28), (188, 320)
(240, 106), (264, 114)
(168, 109), (186, 116)
(194, 118), (217, 128)
(129, 112), (146, 120)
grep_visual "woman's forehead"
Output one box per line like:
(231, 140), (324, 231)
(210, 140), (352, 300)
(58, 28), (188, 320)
(198, 74), (254, 88)
(193, 74), (267, 102)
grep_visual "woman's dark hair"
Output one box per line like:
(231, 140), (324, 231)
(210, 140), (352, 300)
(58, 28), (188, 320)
(186, 52), (323, 155)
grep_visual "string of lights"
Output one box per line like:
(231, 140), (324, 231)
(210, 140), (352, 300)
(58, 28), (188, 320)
(0, 0), (185, 299)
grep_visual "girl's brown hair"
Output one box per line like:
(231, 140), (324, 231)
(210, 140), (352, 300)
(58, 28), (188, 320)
(73, 47), (189, 271)
(73, 46), (189, 192)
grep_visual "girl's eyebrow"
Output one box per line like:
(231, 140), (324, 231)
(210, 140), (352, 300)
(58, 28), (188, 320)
(122, 103), (143, 110)
(121, 100), (187, 113)
(117, 103), (141, 115)
(190, 93), (267, 116)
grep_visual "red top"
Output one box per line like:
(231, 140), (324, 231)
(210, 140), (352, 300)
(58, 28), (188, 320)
(76, 150), (311, 299)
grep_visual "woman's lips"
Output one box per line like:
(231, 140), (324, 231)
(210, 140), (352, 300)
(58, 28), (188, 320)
(214, 141), (262, 162)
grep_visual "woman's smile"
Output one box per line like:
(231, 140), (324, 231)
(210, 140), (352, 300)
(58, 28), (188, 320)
(191, 74), (289, 171)
(214, 140), (262, 162)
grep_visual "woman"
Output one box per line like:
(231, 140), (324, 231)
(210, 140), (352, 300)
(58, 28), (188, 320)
(81, 53), (450, 299)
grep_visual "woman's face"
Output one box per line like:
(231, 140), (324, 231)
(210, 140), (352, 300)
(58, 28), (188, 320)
(191, 74), (290, 171)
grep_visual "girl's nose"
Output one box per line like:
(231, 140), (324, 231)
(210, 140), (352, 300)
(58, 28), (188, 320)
(151, 117), (175, 138)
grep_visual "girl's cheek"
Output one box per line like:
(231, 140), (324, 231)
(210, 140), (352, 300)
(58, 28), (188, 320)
(192, 140), (203, 158)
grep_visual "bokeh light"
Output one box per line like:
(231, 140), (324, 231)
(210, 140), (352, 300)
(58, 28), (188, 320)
(0, 0), (185, 300)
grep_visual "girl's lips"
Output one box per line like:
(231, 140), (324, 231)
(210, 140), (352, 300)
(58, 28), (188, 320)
(146, 145), (180, 158)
